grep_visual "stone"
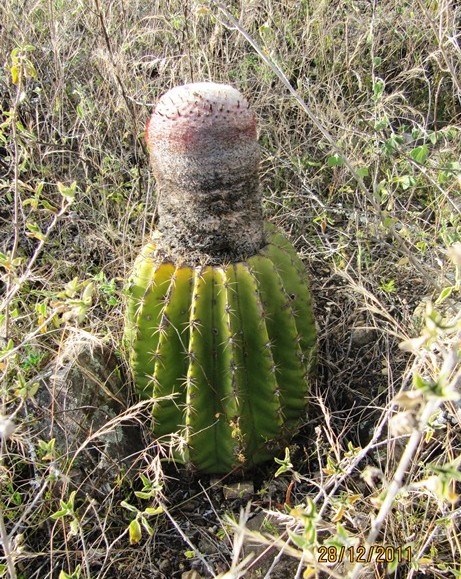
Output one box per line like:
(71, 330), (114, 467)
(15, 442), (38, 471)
(222, 481), (254, 501)
(350, 326), (376, 348)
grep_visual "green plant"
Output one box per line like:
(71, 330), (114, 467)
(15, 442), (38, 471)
(59, 565), (81, 579)
(50, 491), (80, 538)
(378, 279), (397, 293)
(121, 474), (164, 545)
(121, 500), (163, 545)
(126, 224), (316, 472)
(125, 83), (317, 473)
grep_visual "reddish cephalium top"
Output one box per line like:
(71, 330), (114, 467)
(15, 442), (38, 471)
(144, 82), (263, 264)
(145, 82), (257, 153)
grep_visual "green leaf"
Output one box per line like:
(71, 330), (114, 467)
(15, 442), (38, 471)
(288, 530), (311, 550)
(140, 517), (154, 536)
(59, 565), (81, 579)
(437, 170), (449, 185)
(324, 523), (356, 548)
(120, 501), (139, 513)
(372, 78), (385, 101)
(25, 62), (36, 79)
(11, 65), (19, 85)
(139, 473), (150, 486)
(374, 117), (388, 130)
(67, 491), (76, 511)
(50, 508), (69, 520)
(57, 181), (77, 202)
(25, 222), (45, 241)
(64, 277), (80, 298)
(304, 497), (317, 518)
(144, 506), (163, 516)
(435, 286), (453, 304)
(387, 556), (400, 573)
(134, 491), (153, 500)
(259, 20), (271, 35)
(378, 279), (396, 293)
(81, 282), (95, 305)
(302, 520), (317, 545)
(274, 447), (293, 477)
(41, 199), (57, 212)
(1, 339), (14, 354)
(38, 438), (56, 454)
(373, 56), (382, 66)
(327, 154), (344, 168)
(129, 518), (143, 544)
(430, 461), (461, 481)
(356, 166), (369, 178)
(413, 373), (437, 393)
(446, 126), (458, 139)
(410, 144), (429, 164)
(50, 491), (77, 519)
(395, 174), (416, 190)
(416, 241), (427, 254)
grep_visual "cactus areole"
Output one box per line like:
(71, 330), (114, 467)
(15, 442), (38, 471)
(125, 82), (316, 473)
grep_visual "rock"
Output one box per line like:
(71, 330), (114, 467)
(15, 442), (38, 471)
(350, 327), (376, 348)
(222, 481), (254, 501)
(26, 330), (143, 497)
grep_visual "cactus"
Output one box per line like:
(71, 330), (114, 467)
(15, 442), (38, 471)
(125, 83), (316, 473)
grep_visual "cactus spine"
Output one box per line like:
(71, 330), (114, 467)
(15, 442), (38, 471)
(125, 83), (316, 473)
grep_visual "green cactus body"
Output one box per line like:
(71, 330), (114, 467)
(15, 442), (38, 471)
(125, 223), (316, 473)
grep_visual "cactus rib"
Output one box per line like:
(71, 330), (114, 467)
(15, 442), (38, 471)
(185, 267), (236, 471)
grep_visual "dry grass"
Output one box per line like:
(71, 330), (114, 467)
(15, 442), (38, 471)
(1, 0), (461, 577)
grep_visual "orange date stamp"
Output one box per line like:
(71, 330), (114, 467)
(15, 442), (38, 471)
(318, 545), (412, 564)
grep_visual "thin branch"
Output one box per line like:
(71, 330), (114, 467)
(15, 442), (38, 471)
(0, 439), (17, 579)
